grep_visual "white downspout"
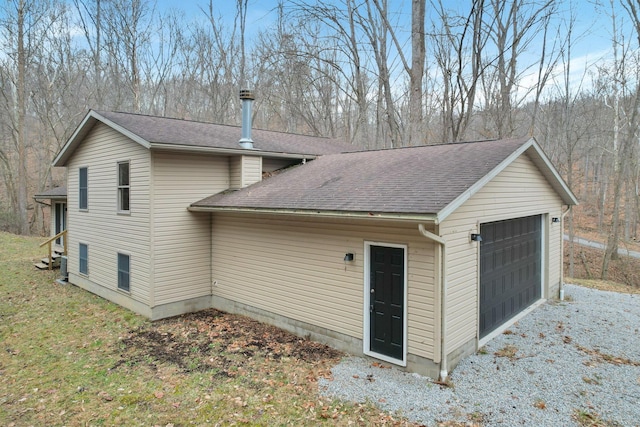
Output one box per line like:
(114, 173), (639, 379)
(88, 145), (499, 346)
(418, 224), (448, 381)
(560, 205), (573, 301)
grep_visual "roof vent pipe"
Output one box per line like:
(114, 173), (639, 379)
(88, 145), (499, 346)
(239, 89), (255, 149)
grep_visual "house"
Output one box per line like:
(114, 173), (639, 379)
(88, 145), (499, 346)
(50, 95), (577, 379)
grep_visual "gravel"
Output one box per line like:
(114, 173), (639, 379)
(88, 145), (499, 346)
(318, 285), (640, 426)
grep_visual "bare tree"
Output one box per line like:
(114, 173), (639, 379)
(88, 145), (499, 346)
(480, 0), (558, 138)
(0, 0), (60, 234)
(430, 0), (487, 142)
(601, 0), (640, 279)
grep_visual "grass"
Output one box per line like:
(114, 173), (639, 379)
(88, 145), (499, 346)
(565, 277), (640, 295)
(572, 409), (620, 427)
(493, 345), (519, 360)
(0, 231), (418, 426)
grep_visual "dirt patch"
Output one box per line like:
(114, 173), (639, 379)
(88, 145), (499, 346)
(112, 309), (342, 376)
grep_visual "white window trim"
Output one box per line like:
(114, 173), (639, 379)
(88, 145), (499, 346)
(78, 166), (88, 211)
(117, 161), (130, 214)
(79, 242), (89, 276)
(363, 241), (408, 367)
(117, 252), (131, 293)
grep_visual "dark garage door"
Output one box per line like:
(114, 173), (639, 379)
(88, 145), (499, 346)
(479, 215), (541, 338)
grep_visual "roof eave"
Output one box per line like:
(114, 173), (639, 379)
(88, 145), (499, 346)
(53, 110), (151, 167)
(436, 138), (578, 223)
(187, 205), (438, 223)
(149, 143), (320, 159)
(525, 140), (579, 206)
(33, 194), (67, 201)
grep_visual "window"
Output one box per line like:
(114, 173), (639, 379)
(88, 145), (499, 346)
(79, 243), (88, 275)
(79, 167), (88, 210)
(117, 161), (130, 212)
(117, 253), (130, 292)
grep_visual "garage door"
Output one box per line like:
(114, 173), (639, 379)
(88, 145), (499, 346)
(479, 215), (541, 338)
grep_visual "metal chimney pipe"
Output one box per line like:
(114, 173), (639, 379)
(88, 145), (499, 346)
(239, 89), (254, 149)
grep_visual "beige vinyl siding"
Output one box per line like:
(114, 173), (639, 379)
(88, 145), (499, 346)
(211, 214), (438, 360)
(229, 155), (262, 189)
(242, 155), (262, 186)
(440, 153), (564, 352)
(66, 123), (151, 303)
(151, 152), (229, 306)
(229, 156), (241, 189)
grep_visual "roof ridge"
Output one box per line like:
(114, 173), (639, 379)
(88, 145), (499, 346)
(319, 136), (530, 156)
(94, 109), (338, 141)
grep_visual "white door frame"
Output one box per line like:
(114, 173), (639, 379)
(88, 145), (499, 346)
(363, 241), (408, 367)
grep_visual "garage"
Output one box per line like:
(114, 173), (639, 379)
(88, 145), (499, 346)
(479, 215), (542, 338)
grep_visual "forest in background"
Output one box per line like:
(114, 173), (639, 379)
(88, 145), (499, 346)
(1, 0), (639, 281)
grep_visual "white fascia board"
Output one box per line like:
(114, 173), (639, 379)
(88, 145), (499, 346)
(525, 140), (579, 206)
(95, 112), (152, 149)
(436, 138), (578, 223)
(187, 206), (438, 223)
(52, 110), (151, 166)
(436, 138), (536, 223)
(52, 111), (96, 166)
(149, 143), (319, 160)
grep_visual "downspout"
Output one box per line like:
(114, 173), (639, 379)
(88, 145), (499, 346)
(418, 224), (448, 381)
(559, 205), (573, 301)
(210, 212), (214, 298)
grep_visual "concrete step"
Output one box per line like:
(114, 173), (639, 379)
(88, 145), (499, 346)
(34, 262), (51, 270)
(41, 256), (60, 265)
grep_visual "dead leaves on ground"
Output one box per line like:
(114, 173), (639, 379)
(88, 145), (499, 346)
(107, 309), (424, 425)
(494, 344), (519, 360)
(576, 345), (640, 367)
(112, 308), (342, 377)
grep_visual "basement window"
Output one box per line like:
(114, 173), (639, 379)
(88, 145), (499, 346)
(117, 253), (130, 292)
(79, 243), (88, 275)
(117, 161), (130, 213)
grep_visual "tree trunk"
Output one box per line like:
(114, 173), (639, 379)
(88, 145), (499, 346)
(409, 0), (425, 146)
(16, 0), (29, 235)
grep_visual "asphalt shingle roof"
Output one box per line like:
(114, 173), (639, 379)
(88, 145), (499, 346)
(96, 111), (357, 156)
(34, 186), (67, 199)
(192, 137), (532, 215)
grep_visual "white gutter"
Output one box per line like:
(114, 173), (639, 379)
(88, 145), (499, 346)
(188, 206), (438, 223)
(560, 205), (573, 301)
(149, 143), (322, 160)
(418, 224), (448, 381)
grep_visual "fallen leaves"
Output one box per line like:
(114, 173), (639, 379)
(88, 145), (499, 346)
(371, 361), (391, 369)
(576, 345), (640, 367)
(534, 399), (546, 410)
(97, 391), (113, 402)
(494, 344), (519, 359)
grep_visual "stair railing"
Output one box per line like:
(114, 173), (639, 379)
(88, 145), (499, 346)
(39, 230), (68, 270)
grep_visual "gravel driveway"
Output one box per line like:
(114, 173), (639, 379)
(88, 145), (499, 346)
(319, 285), (640, 426)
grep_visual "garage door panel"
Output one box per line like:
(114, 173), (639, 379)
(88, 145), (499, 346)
(479, 215), (541, 338)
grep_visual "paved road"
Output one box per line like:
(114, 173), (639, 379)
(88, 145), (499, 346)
(564, 234), (640, 259)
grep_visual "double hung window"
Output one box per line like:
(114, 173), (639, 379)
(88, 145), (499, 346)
(117, 162), (130, 212)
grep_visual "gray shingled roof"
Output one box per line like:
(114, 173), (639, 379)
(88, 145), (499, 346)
(192, 137), (534, 216)
(96, 111), (357, 156)
(34, 186), (67, 200)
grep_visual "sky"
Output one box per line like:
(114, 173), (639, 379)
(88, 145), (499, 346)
(157, 0), (628, 97)
(157, 0), (621, 61)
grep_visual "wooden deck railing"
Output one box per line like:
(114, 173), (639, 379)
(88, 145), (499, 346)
(39, 230), (68, 270)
